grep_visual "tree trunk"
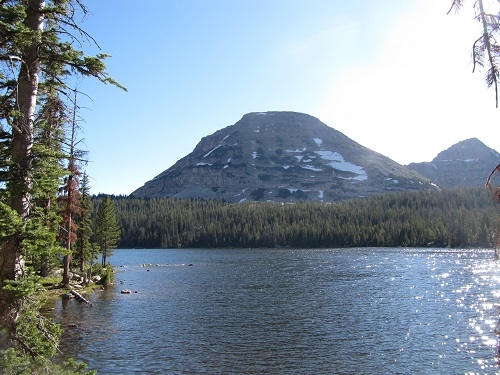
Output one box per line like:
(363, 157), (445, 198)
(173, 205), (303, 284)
(0, 0), (45, 326)
(102, 248), (107, 267)
(62, 254), (72, 285)
(87, 247), (95, 285)
(80, 255), (85, 273)
(63, 214), (72, 285)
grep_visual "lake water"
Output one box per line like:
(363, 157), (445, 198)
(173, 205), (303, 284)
(48, 248), (500, 374)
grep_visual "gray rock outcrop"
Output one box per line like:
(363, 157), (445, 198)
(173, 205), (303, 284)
(131, 112), (435, 202)
(407, 138), (500, 188)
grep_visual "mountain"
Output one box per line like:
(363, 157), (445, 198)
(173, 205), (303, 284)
(131, 111), (436, 202)
(407, 138), (500, 188)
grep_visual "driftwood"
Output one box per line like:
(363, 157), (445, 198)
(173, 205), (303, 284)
(70, 290), (93, 306)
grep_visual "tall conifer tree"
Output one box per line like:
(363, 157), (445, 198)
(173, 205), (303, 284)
(27, 75), (67, 277)
(59, 91), (84, 285)
(75, 172), (93, 274)
(95, 196), (120, 267)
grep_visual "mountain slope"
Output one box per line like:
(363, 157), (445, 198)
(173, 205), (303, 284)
(407, 138), (500, 188)
(131, 112), (435, 202)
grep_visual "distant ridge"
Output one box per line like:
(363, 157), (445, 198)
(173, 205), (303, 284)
(407, 138), (500, 188)
(131, 111), (435, 202)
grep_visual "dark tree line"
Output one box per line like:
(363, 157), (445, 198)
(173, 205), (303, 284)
(100, 187), (498, 250)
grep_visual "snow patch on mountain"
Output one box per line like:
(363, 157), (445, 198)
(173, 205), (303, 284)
(302, 165), (322, 172)
(204, 145), (221, 158)
(315, 151), (367, 180)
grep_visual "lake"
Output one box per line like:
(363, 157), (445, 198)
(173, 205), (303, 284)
(48, 248), (500, 374)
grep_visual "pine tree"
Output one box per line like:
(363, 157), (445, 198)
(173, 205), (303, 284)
(28, 80), (67, 277)
(75, 173), (93, 274)
(95, 196), (120, 267)
(59, 91), (84, 286)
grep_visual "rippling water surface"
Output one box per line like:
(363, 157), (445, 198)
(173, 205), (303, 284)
(48, 248), (500, 374)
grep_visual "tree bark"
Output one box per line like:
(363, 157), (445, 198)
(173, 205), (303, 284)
(0, 0), (45, 324)
(10, 0), (44, 218)
(62, 214), (72, 285)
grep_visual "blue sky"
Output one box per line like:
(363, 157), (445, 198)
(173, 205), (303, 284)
(75, 0), (500, 195)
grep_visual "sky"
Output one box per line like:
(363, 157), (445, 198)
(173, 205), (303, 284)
(73, 0), (500, 195)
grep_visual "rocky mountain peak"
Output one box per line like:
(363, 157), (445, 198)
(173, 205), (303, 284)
(433, 138), (499, 162)
(407, 138), (500, 188)
(131, 111), (435, 202)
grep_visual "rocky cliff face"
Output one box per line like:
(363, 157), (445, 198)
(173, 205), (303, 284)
(131, 112), (435, 202)
(407, 138), (500, 188)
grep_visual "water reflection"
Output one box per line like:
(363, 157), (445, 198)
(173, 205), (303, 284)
(47, 248), (500, 374)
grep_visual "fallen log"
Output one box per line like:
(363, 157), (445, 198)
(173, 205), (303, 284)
(70, 290), (93, 306)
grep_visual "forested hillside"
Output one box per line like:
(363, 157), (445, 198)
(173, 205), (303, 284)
(97, 187), (499, 249)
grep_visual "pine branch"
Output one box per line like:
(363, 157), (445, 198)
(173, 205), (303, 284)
(478, 0), (499, 107)
(447, 0), (464, 15)
(472, 36), (485, 73)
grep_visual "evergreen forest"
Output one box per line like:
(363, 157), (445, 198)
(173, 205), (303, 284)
(103, 187), (499, 250)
